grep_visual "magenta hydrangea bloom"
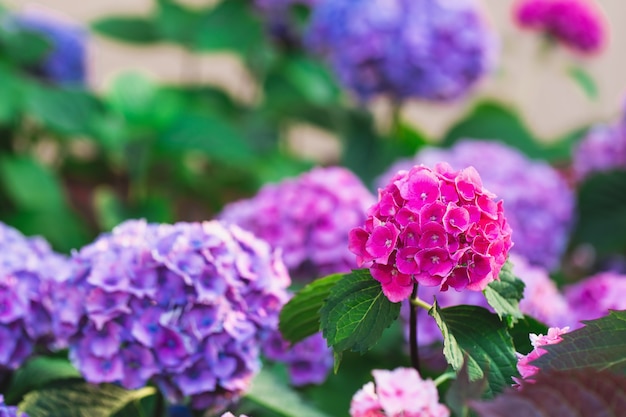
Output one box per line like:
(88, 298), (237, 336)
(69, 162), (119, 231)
(379, 140), (574, 271)
(513, 0), (606, 54)
(0, 222), (74, 372)
(350, 367), (449, 417)
(0, 395), (27, 417)
(306, 0), (498, 101)
(350, 163), (512, 302)
(67, 219), (290, 411)
(573, 122), (626, 181)
(219, 166), (375, 281)
(514, 326), (569, 387)
(564, 272), (626, 328)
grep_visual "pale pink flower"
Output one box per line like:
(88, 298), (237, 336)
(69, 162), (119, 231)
(514, 326), (570, 387)
(350, 368), (449, 417)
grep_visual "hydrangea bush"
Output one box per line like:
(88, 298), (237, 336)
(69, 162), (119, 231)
(66, 219), (290, 411)
(306, 0), (498, 101)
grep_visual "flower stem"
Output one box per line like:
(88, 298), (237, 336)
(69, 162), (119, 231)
(433, 371), (456, 387)
(409, 283), (421, 374)
(410, 296), (433, 311)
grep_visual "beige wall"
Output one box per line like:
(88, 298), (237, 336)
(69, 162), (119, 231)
(8, 0), (626, 141)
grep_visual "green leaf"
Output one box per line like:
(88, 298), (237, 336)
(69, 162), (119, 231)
(0, 24), (51, 65)
(157, 114), (254, 164)
(470, 370), (626, 417)
(279, 274), (343, 344)
(319, 270), (401, 356)
(156, 0), (202, 45)
(508, 316), (549, 356)
(192, 0), (264, 55)
(245, 369), (332, 417)
(24, 84), (103, 135)
(483, 259), (525, 326)
(5, 357), (80, 404)
(570, 170), (626, 255)
(0, 64), (22, 123)
(531, 310), (626, 374)
(282, 55), (339, 106)
(91, 16), (160, 44)
(19, 379), (157, 417)
(93, 186), (127, 231)
(568, 66), (598, 100)
(446, 356), (488, 417)
(430, 303), (518, 397)
(0, 155), (65, 210)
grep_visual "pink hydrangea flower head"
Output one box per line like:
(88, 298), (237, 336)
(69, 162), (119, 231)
(220, 414), (249, 417)
(513, 0), (607, 55)
(349, 164), (513, 302)
(350, 367), (449, 417)
(564, 272), (626, 328)
(514, 326), (569, 387)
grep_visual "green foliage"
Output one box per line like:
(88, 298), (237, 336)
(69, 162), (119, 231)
(568, 65), (598, 100)
(19, 379), (157, 417)
(279, 273), (343, 344)
(483, 259), (525, 326)
(245, 369), (332, 417)
(91, 17), (160, 44)
(570, 170), (626, 255)
(320, 270), (401, 357)
(430, 303), (518, 397)
(508, 316), (549, 356)
(470, 370), (626, 417)
(5, 357), (80, 404)
(532, 310), (626, 374)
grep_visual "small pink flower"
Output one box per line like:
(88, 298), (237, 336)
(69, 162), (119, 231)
(513, 0), (607, 55)
(349, 164), (513, 302)
(514, 326), (570, 388)
(350, 367), (449, 417)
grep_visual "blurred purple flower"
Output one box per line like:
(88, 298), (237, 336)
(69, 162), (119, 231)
(572, 120), (626, 181)
(379, 140), (575, 271)
(306, 0), (498, 101)
(0, 394), (27, 417)
(0, 222), (75, 372)
(219, 166), (374, 281)
(513, 0), (606, 55)
(9, 11), (86, 84)
(564, 272), (626, 328)
(68, 219), (291, 412)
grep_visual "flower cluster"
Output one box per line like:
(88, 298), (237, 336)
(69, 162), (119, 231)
(513, 0), (606, 54)
(380, 140), (574, 270)
(514, 326), (569, 387)
(350, 163), (513, 302)
(350, 368), (449, 417)
(0, 222), (72, 372)
(221, 413), (248, 417)
(262, 331), (332, 386)
(0, 395), (27, 417)
(67, 219), (291, 411)
(564, 272), (626, 328)
(9, 11), (86, 84)
(306, 0), (497, 101)
(572, 122), (626, 181)
(219, 166), (374, 281)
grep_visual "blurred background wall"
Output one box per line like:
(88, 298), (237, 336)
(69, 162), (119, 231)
(6, 0), (626, 140)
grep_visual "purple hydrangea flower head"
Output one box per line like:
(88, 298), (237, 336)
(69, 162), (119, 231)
(564, 272), (626, 328)
(350, 163), (513, 302)
(0, 222), (74, 371)
(350, 367), (449, 417)
(572, 123), (626, 181)
(306, 0), (498, 101)
(379, 140), (575, 270)
(219, 166), (375, 281)
(0, 395), (27, 417)
(262, 330), (332, 386)
(513, 0), (606, 55)
(513, 326), (569, 388)
(67, 219), (291, 411)
(9, 11), (86, 84)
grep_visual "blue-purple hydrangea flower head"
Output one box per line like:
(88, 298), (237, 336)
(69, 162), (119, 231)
(219, 166), (375, 281)
(306, 0), (498, 101)
(0, 222), (73, 372)
(11, 11), (86, 84)
(67, 219), (291, 411)
(379, 140), (575, 270)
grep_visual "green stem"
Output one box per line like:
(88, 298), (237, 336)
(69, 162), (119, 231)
(410, 296), (433, 311)
(409, 283), (420, 374)
(433, 371), (456, 387)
